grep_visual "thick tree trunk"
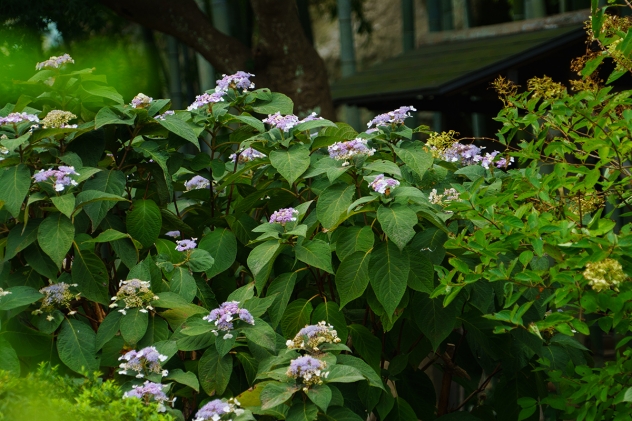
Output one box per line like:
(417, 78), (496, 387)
(98, 0), (335, 119)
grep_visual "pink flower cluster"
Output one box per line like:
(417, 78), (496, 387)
(269, 207), (299, 225)
(0, 112), (40, 126)
(369, 174), (400, 194)
(35, 54), (74, 70)
(32, 166), (80, 191)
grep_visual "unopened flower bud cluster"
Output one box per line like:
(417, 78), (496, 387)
(123, 381), (175, 412)
(287, 355), (328, 391)
(119, 346), (169, 378)
(110, 279), (158, 315)
(194, 397), (245, 421)
(203, 301), (255, 338)
(286, 321), (341, 352)
(41, 110), (78, 129)
(33, 282), (80, 317)
(269, 207), (299, 225)
(583, 258), (627, 292)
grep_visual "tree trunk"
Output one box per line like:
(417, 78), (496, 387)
(98, 0), (335, 119)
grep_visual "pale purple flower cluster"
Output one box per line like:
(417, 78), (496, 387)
(185, 175), (211, 191)
(203, 301), (255, 338)
(119, 346), (169, 378)
(287, 355), (328, 389)
(439, 143), (511, 169)
(367, 106), (417, 131)
(229, 147), (267, 164)
(328, 138), (375, 165)
(496, 156), (514, 168)
(155, 110), (175, 120)
(109, 279), (158, 315)
(194, 398), (244, 421)
(32, 166), (80, 192)
(216, 71), (255, 91)
(429, 187), (460, 206)
(34, 282), (79, 316)
(35, 54), (74, 70)
(131, 93), (153, 109)
(263, 112), (300, 132)
(187, 92), (225, 111)
(0, 112), (40, 126)
(286, 321), (341, 352)
(175, 238), (197, 251)
(123, 381), (174, 412)
(369, 174), (400, 194)
(164, 230), (180, 238)
(269, 207), (299, 226)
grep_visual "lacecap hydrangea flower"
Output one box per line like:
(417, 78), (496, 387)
(328, 138), (375, 165)
(185, 175), (211, 191)
(286, 321), (341, 352)
(131, 93), (153, 109)
(155, 110), (175, 120)
(262, 112), (323, 132)
(583, 258), (627, 292)
(0, 112), (40, 126)
(123, 381), (175, 412)
(187, 92), (225, 111)
(269, 207), (299, 226)
(369, 174), (400, 194)
(109, 279), (159, 315)
(429, 188), (460, 206)
(194, 398), (245, 421)
(175, 238), (197, 251)
(287, 355), (328, 391)
(202, 301), (255, 338)
(229, 147), (267, 164)
(366, 106), (416, 132)
(216, 71), (255, 91)
(32, 166), (80, 192)
(40, 110), (77, 128)
(119, 346), (169, 378)
(35, 53), (74, 70)
(33, 282), (80, 318)
(0, 288), (11, 297)
(164, 230), (180, 238)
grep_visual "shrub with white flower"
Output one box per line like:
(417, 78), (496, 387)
(269, 207), (299, 226)
(286, 321), (341, 352)
(583, 258), (627, 292)
(35, 53), (74, 70)
(429, 188), (460, 206)
(40, 110), (77, 128)
(32, 166), (80, 192)
(0, 288), (12, 297)
(369, 174), (400, 195)
(185, 175), (211, 191)
(229, 147), (266, 164)
(194, 398), (245, 421)
(175, 238), (197, 252)
(123, 381), (175, 412)
(118, 346), (169, 378)
(109, 279), (159, 315)
(328, 138), (375, 166)
(131, 93), (153, 109)
(32, 282), (80, 318)
(287, 355), (328, 391)
(202, 301), (255, 338)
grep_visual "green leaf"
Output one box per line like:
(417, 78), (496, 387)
(295, 239), (334, 273)
(369, 241), (410, 317)
(252, 92), (294, 115)
(38, 214), (75, 269)
(187, 249), (215, 272)
(306, 384), (332, 412)
(335, 226), (374, 262)
(199, 347), (233, 396)
(269, 144), (311, 185)
(312, 301), (348, 343)
(231, 114), (266, 133)
(0, 164), (31, 218)
(158, 115), (200, 150)
(51, 194), (76, 219)
(170, 267), (197, 302)
(96, 311), (122, 351)
(322, 407), (364, 421)
(215, 333), (237, 357)
(199, 229), (237, 278)
(5, 221), (41, 261)
(72, 246), (110, 305)
(286, 400), (318, 421)
(81, 170), (126, 229)
(227, 283), (256, 303)
(0, 286), (43, 311)
(364, 159), (402, 177)
(325, 365), (365, 384)
(57, 319), (99, 374)
(384, 397), (417, 421)
(377, 204), (417, 251)
(82, 83), (123, 104)
(242, 320), (277, 352)
(296, 119), (337, 131)
(347, 324), (382, 374)
(260, 382), (298, 410)
(165, 368), (200, 392)
(126, 199), (162, 248)
(247, 240), (282, 292)
(241, 295), (277, 318)
(120, 308), (149, 345)
(406, 250), (434, 293)
(316, 184), (355, 230)
(267, 272), (297, 328)
(413, 293), (456, 351)
(83, 229), (130, 243)
(94, 106), (134, 129)
(281, 298), (313, 338)
(236, 352), (259, 385)
(394, 143), (433, 179)
(34, 309), (64, 334)
(336, 354), (385, 390)
(0, 337), (20, 375)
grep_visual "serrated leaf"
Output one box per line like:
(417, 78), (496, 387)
(247, 240), (282, 292)
(38, 213), (74, 269)
(368, 241), (409, 317)
(260, 382), (298, 410)
(82, 170), (126, 229)
(0, 164), (31, 218)
(200, 229), (237, 278)
(72, 245), (110, 305)
(316, 184), (355, 230)
(281, 299), (313, 338)
(57, 319), (99, 374)
(394, 143), (433, 179)
(267, 272), (297, 328)
(269, 144), (311, 185)
(127, 199), (162, 248)
(165, 368), (200, 392)
(0, 286), (43, 311)
(170, 267), (197, 302)
(295, 239), (334, 273)
(96, 311), (122, 351)
(120, 308), (148, 345)
(199, 347), (233, 396)
(413, 293), (456, 351)
(158, 115), (200, 149)
(51, 193), (76, 219)
(377, 204), (417, 251)
(4, 221), (41, 261)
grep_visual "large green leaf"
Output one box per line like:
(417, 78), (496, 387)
(269, 144), (310, 185)
(336, 354), (385, 390)
(4, 221), (41, 261)
(394, 142), (433, 179)
(281, 298), (313, 338)
(51, 193), (76, 219)
(57, 319), (99, 374)
(252, 92), (294, 115)
(306, 385), (332, 412)
(384, 397), (418, 421)
(120, 308), (149, 345)
(247, 240), (282, 292)
(0, 286), (43, 311)
(321, 407), (364, 421)
(169, 267), (197, 302)
(368, 241), (410, 317)
(312, 301), (348, 343)
(413, 293), (456, 351)
(377, 204), (417, 250)
(260, 382), (299, 410)
(406, 249), (434, 293)
(347, 324), (382, 373)
(286, 401), (318, 421)
(126, 199), (162, 248)
(187, 249), (215, 272)
(325, 365), (365, 384)
(267, 272), (297, 328)
(295, 239), (334, 273)
(38, 214), (75, 269)
(316, 184), (355, 230)
(82, 170), (126, 229)
(242, 320), (276, 352)
(0, 164), (30, 217)
(336, 251), (371, 309)
(94, 106), (134, 129)
(158, 115), (200, 150)
(72, 246), (110, 305)
(96, 311), (122, 351)
(199, 228), (237, 278)
(23, 244), (58, 280)
(335, 225), (374, 262)
(165, 369), (200, 392)
(0, 337), (20, 375)
(198, 347), (233, 396)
